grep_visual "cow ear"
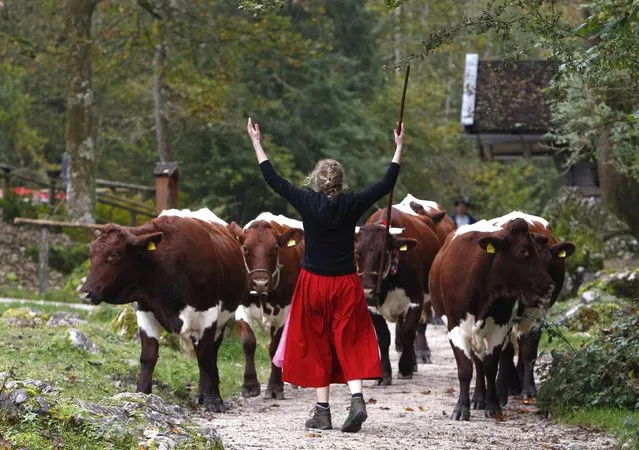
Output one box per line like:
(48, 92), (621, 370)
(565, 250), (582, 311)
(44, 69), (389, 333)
(129, 232), (164, 252)
(277, 228), (304, 248)
(478, 236), (505, 254)
(227, 222), (245, 244)
(430, 211), (446, 224)
(392, 237), (417, 252)
(94, 229), (102, 238)
(550, 242), (576, 259)
(409, 201), (426, 216)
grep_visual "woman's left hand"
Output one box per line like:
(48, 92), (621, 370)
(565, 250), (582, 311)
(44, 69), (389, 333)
(247, 117), (261, 143)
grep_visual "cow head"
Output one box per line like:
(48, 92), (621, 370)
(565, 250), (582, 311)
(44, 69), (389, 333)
(478, 218), (572, 308)
(355, 223), (417, 302)
(409, 201), (446, 224)
(228, 220), (303, 295)
(81, 224), (163, 305)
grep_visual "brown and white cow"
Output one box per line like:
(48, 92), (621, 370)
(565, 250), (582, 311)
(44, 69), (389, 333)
(355, 207), (440, 384)
(429, 218), (574, 420)
(81, 208), (246, 412)
(487, 212), (572, 405)
(395, 195), (456, 361)
(227, 212), (304, 400)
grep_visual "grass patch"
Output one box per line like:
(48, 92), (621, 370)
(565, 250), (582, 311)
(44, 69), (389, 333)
(538, 328), (593, 353)
(552, 408), (639, 447)
(0, 302), (272, 448)
(0, 286), (81, 304)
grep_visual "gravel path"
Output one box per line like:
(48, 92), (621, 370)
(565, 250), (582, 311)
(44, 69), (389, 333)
(203, 324), (618, 450)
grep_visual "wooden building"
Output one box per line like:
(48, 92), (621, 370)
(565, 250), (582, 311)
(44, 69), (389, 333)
(460, 54), (600, 197)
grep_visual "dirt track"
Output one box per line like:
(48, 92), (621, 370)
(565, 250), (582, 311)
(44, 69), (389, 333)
(205, 323), (618, 450)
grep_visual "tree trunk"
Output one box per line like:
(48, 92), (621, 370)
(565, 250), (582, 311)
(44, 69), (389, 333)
(65, 0), (96, 224)
(153, 42), (172, 162)
(597, 129), (639, 237)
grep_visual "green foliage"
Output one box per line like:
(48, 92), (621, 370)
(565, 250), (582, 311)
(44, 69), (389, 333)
(551, 408), (639, 449)
(467, 160), (560, 219)
(27, 244), (88, 275)
(538, 317), (639, 411)
(0, 195), (38, 223)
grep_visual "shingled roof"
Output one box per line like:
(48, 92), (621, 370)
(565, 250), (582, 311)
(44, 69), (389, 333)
(467, 59), (555, 133)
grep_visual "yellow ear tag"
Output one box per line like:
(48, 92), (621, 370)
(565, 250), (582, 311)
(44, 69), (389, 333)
(287, 239), (296, 247)
(399, 244), (408, 252)
(147, 241), (156, 251)
(486, 243), (496, 254)
(558, 250), (566, 258)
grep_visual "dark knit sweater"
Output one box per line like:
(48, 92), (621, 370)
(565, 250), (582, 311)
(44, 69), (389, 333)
(260, 160), (400, 276)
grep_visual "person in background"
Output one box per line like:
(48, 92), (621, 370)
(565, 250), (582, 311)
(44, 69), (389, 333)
(450, 198), (476, 229)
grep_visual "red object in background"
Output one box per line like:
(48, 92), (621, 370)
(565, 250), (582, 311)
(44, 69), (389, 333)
(0, 187), (66, 202)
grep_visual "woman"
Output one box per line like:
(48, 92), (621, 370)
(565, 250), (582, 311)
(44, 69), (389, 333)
(247, 117), (403, 433)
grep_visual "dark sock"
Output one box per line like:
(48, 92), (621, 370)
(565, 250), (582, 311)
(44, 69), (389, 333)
(351, 393), (363, 399)
(317, 402), (329, 409)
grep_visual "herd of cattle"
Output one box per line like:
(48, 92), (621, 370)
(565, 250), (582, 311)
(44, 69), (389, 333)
(80, 194), (575, 421)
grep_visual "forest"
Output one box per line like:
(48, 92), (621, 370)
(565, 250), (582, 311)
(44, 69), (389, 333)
(2, 0), (635, 227)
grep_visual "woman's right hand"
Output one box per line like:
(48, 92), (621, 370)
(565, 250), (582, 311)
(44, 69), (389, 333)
(394, 123), (404, 148)
(247, 117), (261, 144)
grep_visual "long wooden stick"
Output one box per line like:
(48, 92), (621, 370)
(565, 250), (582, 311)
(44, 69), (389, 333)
(375, 64), (410, 297)
(14, 217), (105, 229)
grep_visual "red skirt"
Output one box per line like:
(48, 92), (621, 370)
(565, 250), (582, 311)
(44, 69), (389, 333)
(278, 269), (382, 387)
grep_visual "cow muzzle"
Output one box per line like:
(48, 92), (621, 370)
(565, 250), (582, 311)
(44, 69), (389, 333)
(249, 277), (270, 296)
(80, 289), (104, 305)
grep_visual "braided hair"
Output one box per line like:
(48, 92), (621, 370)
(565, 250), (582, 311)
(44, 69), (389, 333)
(304, 159), (347, 198)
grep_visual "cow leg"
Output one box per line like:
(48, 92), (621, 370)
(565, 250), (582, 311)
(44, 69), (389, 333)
(237, 318), (261, 399)
(520, 327), (542, 399)
(398, 304), (421, 379)
(136, 330), (159, 394)
(497, 338), (520, 406)
(264, 326), (285, 400)
(450, 342), (472, 421)
(483, 347), (503, 418)
(471, 355), (486, 410)
(370, 312), (392, 386)
(394, 317), (404, 353)
(415, 322), (431, 365)
(195, 324), (226, 412)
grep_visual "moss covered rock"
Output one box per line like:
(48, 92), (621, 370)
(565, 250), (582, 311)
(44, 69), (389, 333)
(1, 308), (48, 328)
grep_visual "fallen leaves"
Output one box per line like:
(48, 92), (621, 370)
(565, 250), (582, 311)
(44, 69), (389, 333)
(420, 389), (431, 395)
(404, 407), (414, 412)
(445, 387), (456, 394)
(493, 412), (506, 422)
(304, 431), (321, 438)
(418, 406), (427, 412)
(380, 406), (390, 410)
(367, 398), (377, 404)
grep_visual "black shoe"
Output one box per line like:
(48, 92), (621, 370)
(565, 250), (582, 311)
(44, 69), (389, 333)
(341, 398), (367, 433)
(305, 405), (332, 430)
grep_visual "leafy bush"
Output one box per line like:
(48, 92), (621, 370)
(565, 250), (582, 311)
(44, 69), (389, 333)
(538, 317), (639, 411)
(0, 195), (39, 223)
(26, 244), (88, 275)
(468, 160), (560, 219)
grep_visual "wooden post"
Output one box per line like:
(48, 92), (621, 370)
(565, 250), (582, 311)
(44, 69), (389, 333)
(38, 228), (49, 295)
(130, 210), (137, 227)
(47, 169), (61, 211)
(153, 162), (179, 214)
(1, 165), (11, 200)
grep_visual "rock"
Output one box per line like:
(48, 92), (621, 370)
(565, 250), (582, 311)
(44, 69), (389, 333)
(68, 329), (99, 354)
(1, 308), (46, 328)
(9, 389), (29, 405)
(580, 290), (599, 304)
(47, 312), (85, 328)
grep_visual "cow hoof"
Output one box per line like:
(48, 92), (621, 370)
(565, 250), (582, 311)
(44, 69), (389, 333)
(508, 386), (522, 396)
(241, 385), (261, 398)
(205, 399), (228, 413)
(498, 392), (509, 408)
(264, 388), (284, 400)
(395, 342), (403, 353)
(397, 372), (413, 380)
(471, 398), (485, 410)
(484, 408), (501, 419)
(522, 392), (536, 401)
(416, 351), (432, 364)
(451, 408), (470, 421)
(376, 376), (392, 386)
